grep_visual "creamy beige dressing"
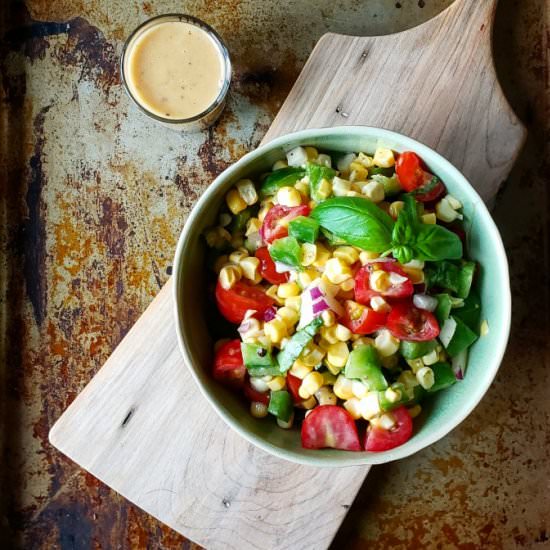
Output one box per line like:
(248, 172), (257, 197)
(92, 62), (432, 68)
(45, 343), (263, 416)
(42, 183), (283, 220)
(125, 21), (224, 120)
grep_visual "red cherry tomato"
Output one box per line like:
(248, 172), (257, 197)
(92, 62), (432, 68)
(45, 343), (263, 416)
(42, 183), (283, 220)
(414, 175), (446, 203)
(354, 261), (414, 304)
(365, 406), (413, 452)
(215, 280), (275, 324)
(301, 405), (361, 451)
(395, 151), (425, 191)
(386, 301), (440, 341)
(286, 372), (304, 404)
(341, 300), (387, 335)
(260, 204), (311, 244)
(243, 377), (270, 405)
(255, 246), (289, 285)
(213, 340), (246, 389)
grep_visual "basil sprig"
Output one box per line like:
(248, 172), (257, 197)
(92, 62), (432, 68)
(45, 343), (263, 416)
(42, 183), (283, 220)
(311, 195), (463, 262)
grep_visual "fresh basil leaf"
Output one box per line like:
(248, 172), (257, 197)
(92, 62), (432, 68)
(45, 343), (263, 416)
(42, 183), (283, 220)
(306, 162), (336, 202)
(425, 260), (476, 298)
(260, 167), (305, 197)
(392, 245), (413, 264)
(412, 224), (463, 261)
(311, 197), (394, 252)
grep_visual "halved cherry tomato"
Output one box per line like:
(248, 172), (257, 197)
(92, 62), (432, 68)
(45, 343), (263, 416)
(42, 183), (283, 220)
(260, 204), (310, 244)
(413, 173), (446, 203)
(286, 372), (304, 404)
(213, 339), (246, 389)
(341, 300), (387, 335)
(301, 405), (361, 451)
(386, 301), (440, 341)
(395, 151), (425, 191)
(365, 406), (413, 451)
(215, 280), (275, 324)
(243, 377), (270, 405)
(255, 246), (289, 285)
(354, 261), (414, 304)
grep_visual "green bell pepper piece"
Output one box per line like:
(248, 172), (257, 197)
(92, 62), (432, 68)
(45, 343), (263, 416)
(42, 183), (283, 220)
(288, 216), (319, 244)
(378, 382), (409, 411)
(428, 362), (457, 392)
(435, 293), (453, 325)
(268, 236), (302, 268)
(441, 315), (478, 357)
(241, 343), (282, 376)
(452, 289), (481, 332)
(306, 162), (336, 202)
(229, 207), (253, 233)
(399, 340), (437, 360)
(344, 345), (388, 390)
(277, 317), (323, 372)
(260, 167), (305, 197)
(425, 260), (476, 299)
(370, 174), (402, 196)
(267, 390), (293, 422)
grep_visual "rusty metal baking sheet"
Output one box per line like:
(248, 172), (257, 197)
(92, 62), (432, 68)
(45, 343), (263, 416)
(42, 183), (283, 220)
(1, 0), (548, 548)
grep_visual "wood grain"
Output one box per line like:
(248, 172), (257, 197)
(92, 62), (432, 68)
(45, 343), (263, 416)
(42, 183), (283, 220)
(50, 1), (525, 548)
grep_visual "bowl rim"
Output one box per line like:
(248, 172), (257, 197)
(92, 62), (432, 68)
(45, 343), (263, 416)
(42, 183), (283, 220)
(173, 125), (511, 467)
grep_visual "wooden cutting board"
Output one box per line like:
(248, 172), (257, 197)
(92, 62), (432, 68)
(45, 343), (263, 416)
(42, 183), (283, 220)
(50, 1), (525, 548)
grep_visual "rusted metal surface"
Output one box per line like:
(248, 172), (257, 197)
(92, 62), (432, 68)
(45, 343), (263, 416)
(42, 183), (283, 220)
(0, 0), (547, 548)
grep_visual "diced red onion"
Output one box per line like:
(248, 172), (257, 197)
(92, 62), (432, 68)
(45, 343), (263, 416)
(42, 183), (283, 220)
(238, 320), (253, 336)
(312, 299), (330, 314)
(452, 349), (468, 380)
(263, 306), (277, 322)
(310, 286), (323, 300)
(413, 294), (438, 312)
(275, 261), (293, 273)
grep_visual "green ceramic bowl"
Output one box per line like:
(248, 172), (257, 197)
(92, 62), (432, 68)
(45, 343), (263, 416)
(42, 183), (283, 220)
(173, 126), (510, 467)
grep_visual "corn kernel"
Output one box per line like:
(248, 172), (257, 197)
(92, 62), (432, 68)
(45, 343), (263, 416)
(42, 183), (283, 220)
(389, 201), (405, 219)
(321, 326), (339, 345)
(301, 396), (317, 410)
(240, 319), (263, 343)
(480, 320), (489, 336)
(236, 179), (258, 206)
(446, 195), (462, 209)
(297, 271), (313, 288)
(258, 200), (274, 222)
(346, 191), (363, 198)
(344, 398), (362, 419)
(374, 330), (400, 357)
(408, 404), (422, 418)
(407, 358), (424, 373)
(325, 360), (344, 375)
(384, 387), (402, 403)
(373, 147), (395, 168)
(334, 324), (352, 342)
(250, 401), (268, 418)
(369, 270), (390, 292)
(312, 243), (331, 267)
(401, 266), (424, 284)
(325, 258), (352, 284)
(294, 178), (310, 198)
(356, 152), (374, 168)
(277, 306), (299, 328)
(333, 246), (359, 265)
(284, 295), (301, 312)
(370, 296), (391, 313)
(416, 366), (435, 390)
(321, 310), (336, 327)
(290, 359), (313, 379)
(359, 392), (381, 420)
(349, 161), (368, 181)
(422, 349), (439, 366)
(304, 146), (319, 160)
(213, 255), (229, 273)
(205, 226), (231, 248)
(266, 284), (284, 305)
(299, 243), (317, 267)
(229, 249), (248, 265)
(250, 376), (270, 393)
(246, 217), (262, 236)
(302, 345), (325, 367)
(352, 336), (375, 349)
(264, 318), (287, 344)
(370, 412), (396, 430)
(398, 370), (419, 389)
(287, 146), (308, 167)
(277, 413), (294, 429)
(336, 153), (357, 172)
(266, 376), (286, 391)
(272, 159), (288, 170)
(334, 375), (355, 400)
(340, 278), (355, 293)
(299, 371), (324, 399)
(403, 259), (425, 269)
(219, 265), (242, 290)
(327, 341), (350, 367)
(361, 180), (385, 203)
(332, 176), (352, 197)
(436, 197), (462, 222)
(322, 371), (337, 386)
(314, 386), (337, 406)
(276, 186), (302, 207)
(421, 213), (437, 225)
(316, 153), (332, 167)
(277, 282), (300, 298)
(226, 189), (248, 214)
(359, 250), (380, 264)
(317, 178), (333, 199)
(352, 380), (369, 398)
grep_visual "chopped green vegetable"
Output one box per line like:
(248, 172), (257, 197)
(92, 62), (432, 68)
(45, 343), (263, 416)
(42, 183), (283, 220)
(370, 174), (402, 196)
(428, 362), (457, 392)
(435, 293), (453, 325)
(400, 340), (438, 360)
(425, 260), (476, 298)
(378, 383), (409, 411)
(277, 317), (323, 372)
(344, 345), (388, 390)
(453, 289), (481, 332)
(288, 216), (319, 244)
(260, 167), (305, 197)
(268, 236), (302, 268)
(229, 207), (253, 233)
(306, 162), (336, 202)
(241, 343), (282, 376)
(369, 166), (395, 177)
(268, 390), (293, 422)
(439, 315), (478, 357)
